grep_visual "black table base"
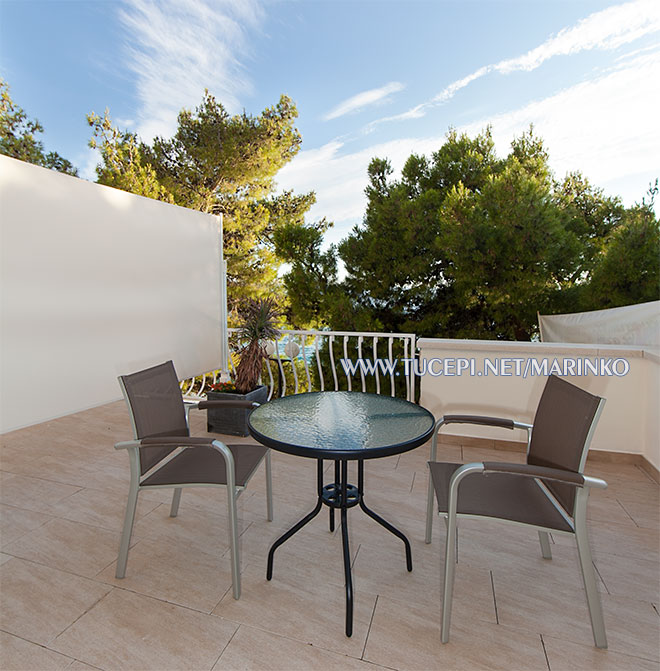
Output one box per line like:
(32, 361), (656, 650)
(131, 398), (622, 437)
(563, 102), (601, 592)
(266, 458), (413, 637)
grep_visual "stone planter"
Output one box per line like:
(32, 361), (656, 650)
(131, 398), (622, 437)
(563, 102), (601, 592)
(205, 385), (269, 436)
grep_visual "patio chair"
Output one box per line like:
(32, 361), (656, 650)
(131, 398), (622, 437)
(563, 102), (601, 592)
(425, 374), (608, 648)
(114, 360), (273, 599)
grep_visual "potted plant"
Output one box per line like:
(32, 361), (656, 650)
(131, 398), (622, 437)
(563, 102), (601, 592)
(206, 297), (280, 436)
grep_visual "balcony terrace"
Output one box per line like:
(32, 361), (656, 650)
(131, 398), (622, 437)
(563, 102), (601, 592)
(2, 144), (658, 671)
(1, 392), (658, 670)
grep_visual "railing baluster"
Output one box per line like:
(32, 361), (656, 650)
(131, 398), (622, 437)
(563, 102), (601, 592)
(287, 333), (300, 394)
(274, 340), (286, 397)
(302, 333), (312, 392)
(373, 336), (380, 395)
(329, 335), (338, 391)
(315, 335), (324, 392)
(403, 337), (411, 402)
(265, 355), (275, 401)
(388, 337), (395, 397)
(343, 336), (351, 391)
(357, 336), (366, 392)
(409, 336), (416, 403)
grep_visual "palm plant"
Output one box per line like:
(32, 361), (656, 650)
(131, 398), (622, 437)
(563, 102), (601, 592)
(234, 297), (281, 394)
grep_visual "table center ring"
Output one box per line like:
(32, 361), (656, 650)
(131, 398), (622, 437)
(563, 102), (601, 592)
(321, 482), (360, 508)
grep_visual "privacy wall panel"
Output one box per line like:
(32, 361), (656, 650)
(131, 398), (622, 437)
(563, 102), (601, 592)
(0, 155), (224, 432)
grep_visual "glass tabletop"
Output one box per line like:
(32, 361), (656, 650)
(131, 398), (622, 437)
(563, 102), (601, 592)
(248, 391), (435, 460)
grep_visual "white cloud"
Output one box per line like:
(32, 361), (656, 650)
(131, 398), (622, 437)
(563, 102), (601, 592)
(460, 49), (660, 200)
(494, 0), (660, 74)
(323, 82), (405, 121)
(372, 0), (660, 128)
(278, 135), (444, 245)
(278, 48), (660, 244)
(77, 146), (102, 182)
(118, 0), (263, 142)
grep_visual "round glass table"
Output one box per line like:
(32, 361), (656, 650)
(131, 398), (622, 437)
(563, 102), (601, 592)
(248, 391), (435, 636)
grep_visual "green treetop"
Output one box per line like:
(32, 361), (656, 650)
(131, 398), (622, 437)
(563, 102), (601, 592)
(88, 92), (315, 311)
(279, 126), (659, 340)
(0, 80), (78, 176)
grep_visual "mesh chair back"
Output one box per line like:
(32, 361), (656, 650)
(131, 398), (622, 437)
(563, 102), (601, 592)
(528, 375), (602, 515)
(119, 361), (189, 475)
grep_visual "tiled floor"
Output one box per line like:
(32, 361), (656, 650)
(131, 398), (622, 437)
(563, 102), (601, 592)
(1, 401), (658, 670)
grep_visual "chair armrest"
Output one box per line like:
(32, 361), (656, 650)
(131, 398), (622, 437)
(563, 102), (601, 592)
(428, 416), (532, 463)
(115, 439), (142, 450)
(442, 415), (516, 430)
(441, 415), (533, 432)
(114, 437), (216, 450)
(482, 461), (587, 486)
(196, 400), (259, 410)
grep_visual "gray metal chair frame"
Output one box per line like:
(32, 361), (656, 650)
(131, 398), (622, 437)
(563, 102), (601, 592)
(114, 361), (273, 600)
(424, 375), (608, 648)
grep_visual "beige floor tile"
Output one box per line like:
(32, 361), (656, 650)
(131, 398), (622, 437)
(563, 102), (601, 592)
(0, 551), (13, 565)
(132, 502), (234, 557)
(586, 491), (639, 526)
(236, 494), (352, 559)
(440, 433), (495, 449)
(486, 542), (608, 594)
(586, 462), (655, 484)
(213, 562), (376, 658)
(462, 447), (527, 464)
(454, 518), (550, 566)
(240, 528), (358, 591)
(51, 587), (237, 671)
(0, 631), (75, 671)
(606, 478), (660, 502)
(4, 518), (124, 578)
(0, 474), (82, 514)
(47, 486), (162, 532)
(0, 446), (42, 472)
(67, 661), (103, 670)
(95, 538), (234, 612)
(353, 540), (497, 624)
(552, 518), (659, 563)
(213, 624), (380, 670)
(1, 453), (98, 486)
(594, 551), (660, 603)
(0, 558), (111, 645)
(363, 594), (548, 670)
(494, 576), (660, 661)
(616, 498), (660, 529)
(406, 442), (461, 466)
(543, 634), (660, 670)
(0, 504), (53, 546)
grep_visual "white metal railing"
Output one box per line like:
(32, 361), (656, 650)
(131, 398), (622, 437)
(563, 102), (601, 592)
(181, 329), (417, 402)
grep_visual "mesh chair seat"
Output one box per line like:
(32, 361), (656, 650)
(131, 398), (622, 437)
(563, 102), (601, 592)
(425, 375), (608, 649)
(141, 443), (268, 488)
(114, 360), (273, 601)
(429, 462), (573, 533)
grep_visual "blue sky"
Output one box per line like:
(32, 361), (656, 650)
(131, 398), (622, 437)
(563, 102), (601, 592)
(1, 0), (659, 245)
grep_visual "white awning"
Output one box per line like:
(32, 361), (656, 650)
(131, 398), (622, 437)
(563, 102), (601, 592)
(538, 301), (660, 347)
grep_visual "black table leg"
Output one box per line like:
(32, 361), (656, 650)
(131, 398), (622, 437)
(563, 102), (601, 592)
(357, 460), (413, 572)
(340, 459), (353, 637)
(329, 460), (340, 532)
(266, 459), (324, 580)
(266, 457), (411, 637)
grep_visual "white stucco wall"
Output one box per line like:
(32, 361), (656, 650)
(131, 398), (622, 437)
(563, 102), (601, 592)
(0, 156), (225, 433)
(417, 338), (660, 471)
